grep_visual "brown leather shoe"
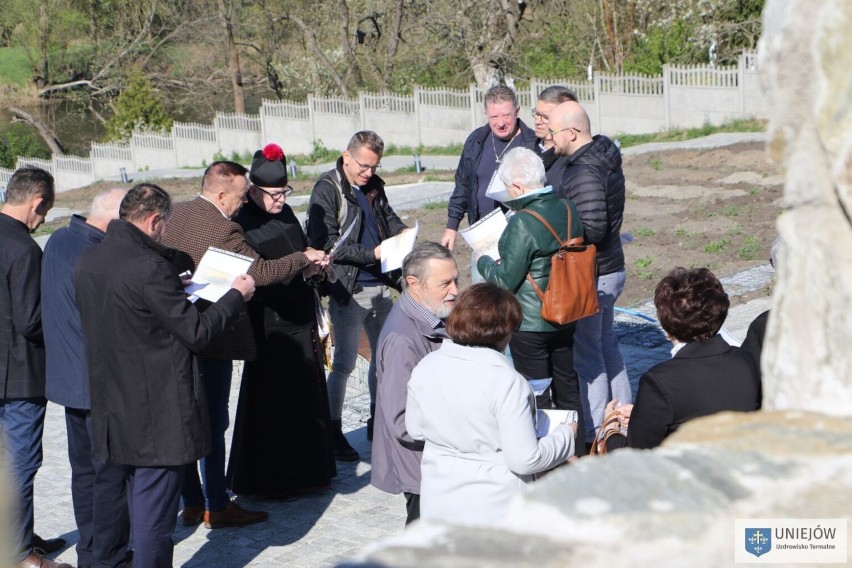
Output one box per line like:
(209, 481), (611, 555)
(32, 534), (65, 554)
(181, 505), (205, 526)
(203, 501), (268, 529)
(18, 551), (72, 568)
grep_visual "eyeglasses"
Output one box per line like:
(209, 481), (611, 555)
(532, 109), (549, 121)
(548, 126), (581, 138)
(349, 154), (382, 172)
(251, 185), (293, 200)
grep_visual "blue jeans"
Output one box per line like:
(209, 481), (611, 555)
(574, 269), (631, 442)
(181, 358), (232, 512)
(128, 465), (182, 568)
(326, 285), (393, 421)
(0, 397), (46, 562)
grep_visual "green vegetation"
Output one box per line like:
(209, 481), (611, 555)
(704, 238), (730, 253)
(634, 227), (655, 237)
(674, 227), (689, 237)
(723, 204), (741, 217)
(106, 67), (173, 142)
(0, 125), (51, 168)
(617, 119), (766, 148)
(423, 200), (448, 210)
(0, 47), (32, 86)
(633, 256), (655, 279)
(737, 235), (761, 260)
(648, 157), (663, 171)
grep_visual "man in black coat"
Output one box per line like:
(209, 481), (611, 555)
(74, 184), (255, 568)
(548, 101), (632, 445)
(440, 85), (537, 269)
(0, 166), (71, 568)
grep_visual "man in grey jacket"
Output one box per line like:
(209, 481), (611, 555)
(371, 243), (458, 525)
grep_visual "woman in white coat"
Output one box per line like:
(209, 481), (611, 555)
(406, 282), (576, 526)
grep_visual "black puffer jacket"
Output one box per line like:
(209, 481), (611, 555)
(557, 135), (625, 276)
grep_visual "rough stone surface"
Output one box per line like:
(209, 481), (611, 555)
(759, 0), (852, 416)
(348, 412), (852, 567)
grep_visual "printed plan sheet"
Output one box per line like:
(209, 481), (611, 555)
(380, 222), (419, 273)
(460, 208), (507, 260)
(184, 247), (254, 302)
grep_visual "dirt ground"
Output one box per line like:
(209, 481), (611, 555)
(46, 141), (781, 307)
(404, 142), (782, 307)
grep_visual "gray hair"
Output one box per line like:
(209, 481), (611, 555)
(538, 85), (577, 104)
(402, 242), (455, 289)
(484, 85), (518, 110)
(497, 147), (546, 189)
(89, 188), (127, 222)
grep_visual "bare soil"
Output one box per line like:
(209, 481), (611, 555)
(45, 141), (781, 307)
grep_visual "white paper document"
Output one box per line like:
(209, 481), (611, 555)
(535, 409), (578, 438)
(484, 170), (512, 204)
(380, 222), (419, 273)
(459, 208), (507, 261)
(527, 378), (552, 397)
(184, 247), (254, 303)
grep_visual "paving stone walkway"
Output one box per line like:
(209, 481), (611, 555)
(31, 262), (772, 567)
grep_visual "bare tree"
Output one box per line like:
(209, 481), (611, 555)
(219, 0), (246, 113)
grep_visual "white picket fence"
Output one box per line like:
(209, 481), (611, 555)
(4, 51), (765, 194)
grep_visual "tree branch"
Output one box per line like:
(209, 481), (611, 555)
(9, 107), (65, 155)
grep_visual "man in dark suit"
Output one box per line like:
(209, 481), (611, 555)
(0, 166), (71, 568)
(75, 184), (255, 568)
(160, 161), (326, 528)
(41, 187), (132, 568)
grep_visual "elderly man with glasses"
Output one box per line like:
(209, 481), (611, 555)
(440, 85), (537, 283)
(547, 101), (632, 449)
(307, 130), (409, 462)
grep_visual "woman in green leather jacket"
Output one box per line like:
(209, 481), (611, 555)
(478, 147), (586, 453)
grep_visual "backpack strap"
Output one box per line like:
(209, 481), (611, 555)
(518, 200), (584, 301)
(517, 201), (584, 248)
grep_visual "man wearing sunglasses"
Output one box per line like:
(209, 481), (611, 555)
(307, 130), (409, 462)
(547, 101), (631, 449)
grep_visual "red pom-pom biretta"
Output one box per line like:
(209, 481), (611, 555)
(262, 143), (285, 161)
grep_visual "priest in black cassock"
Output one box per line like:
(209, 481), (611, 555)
(226, 144), (336, 498)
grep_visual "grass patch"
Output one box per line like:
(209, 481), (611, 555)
(704, 238), (730, 253)
(423, 200), (448, 210)
(737, 235), (761, 260)
(722, 204), (741, 217)
(634, 227), (655, 237)
(634, 256), (655, 279)
(616, 118), (766, 149)
(384, 143), (463, 156)
(674, 227), (688, 237)
(648, 157), (663, 171)
(748, 186), (762, 196)
(0, 47), (33, 87)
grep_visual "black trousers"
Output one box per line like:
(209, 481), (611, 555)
(65, 408), (130, 568)
(510, 328), (586, 455)
(404, 492), (420, 526)
(127, 466), (183, 568)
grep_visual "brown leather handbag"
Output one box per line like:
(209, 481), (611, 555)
(519, 201), (599, 325)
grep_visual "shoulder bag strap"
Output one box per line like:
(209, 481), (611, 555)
(517, 208), (561, 302)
